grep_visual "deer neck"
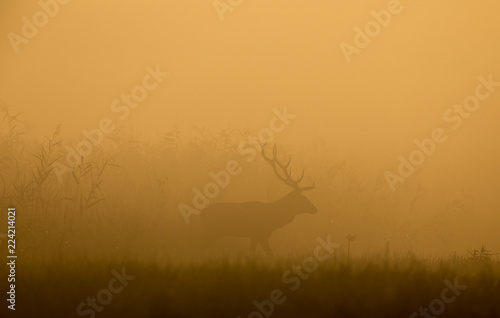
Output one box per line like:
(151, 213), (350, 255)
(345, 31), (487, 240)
(271, 193), (299, 220)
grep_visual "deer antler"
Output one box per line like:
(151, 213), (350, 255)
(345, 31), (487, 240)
(261, 144), (315, 191)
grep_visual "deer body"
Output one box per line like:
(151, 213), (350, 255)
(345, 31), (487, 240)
(201, 191), (317, 254)
(201, 144), (317, 255)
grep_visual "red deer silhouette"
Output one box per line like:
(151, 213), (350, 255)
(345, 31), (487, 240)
(201, 144), (317, 256)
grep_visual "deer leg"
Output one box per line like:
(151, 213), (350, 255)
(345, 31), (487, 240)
(259, 239), (274, 257)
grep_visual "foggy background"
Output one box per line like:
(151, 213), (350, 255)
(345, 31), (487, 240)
(1, 0), (499, 259)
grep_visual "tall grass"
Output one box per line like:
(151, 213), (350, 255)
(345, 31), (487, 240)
(0, 110), (498, 317)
